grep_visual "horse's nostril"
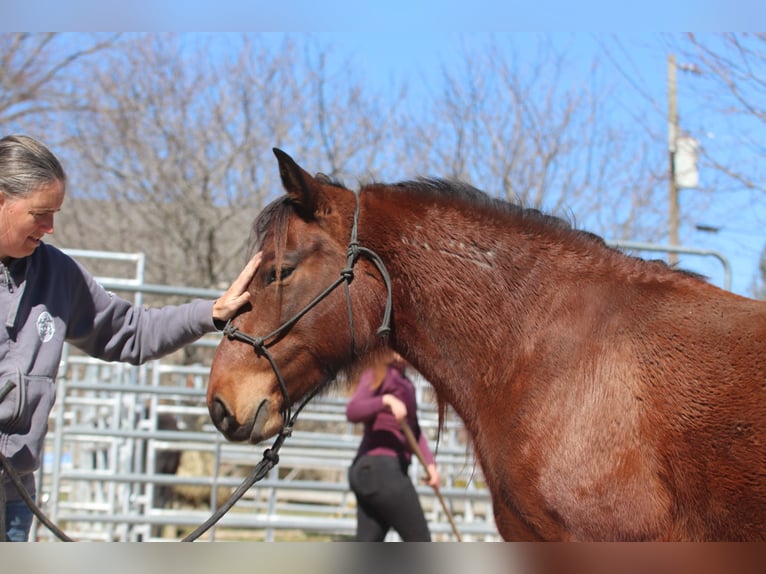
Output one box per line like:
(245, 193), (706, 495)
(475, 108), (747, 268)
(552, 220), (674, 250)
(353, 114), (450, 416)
(209, 395), (256, 442)
(210, 396), (232, 424)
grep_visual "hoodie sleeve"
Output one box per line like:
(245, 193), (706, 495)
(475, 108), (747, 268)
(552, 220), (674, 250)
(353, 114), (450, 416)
(65, 257), (216, 365)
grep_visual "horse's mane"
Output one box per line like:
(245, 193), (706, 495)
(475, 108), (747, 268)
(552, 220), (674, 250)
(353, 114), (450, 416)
(250, 173), (702, 281)
(382, 177), (705, 281)
(385, 177), (609, 249)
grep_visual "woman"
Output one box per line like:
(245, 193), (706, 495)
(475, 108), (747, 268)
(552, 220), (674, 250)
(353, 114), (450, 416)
(346, 351), (440, 541)
(0, 134), (260, 541)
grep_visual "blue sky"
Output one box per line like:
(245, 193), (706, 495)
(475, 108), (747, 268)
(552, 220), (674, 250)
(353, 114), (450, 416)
(280, 31), (766, 297)
(4, 6), (766, 295)
(4, 1), (763, 32)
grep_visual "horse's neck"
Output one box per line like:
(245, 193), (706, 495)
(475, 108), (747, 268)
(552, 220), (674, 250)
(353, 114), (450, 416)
(363, 195), (572, 322)
(359, 194), (567, 407)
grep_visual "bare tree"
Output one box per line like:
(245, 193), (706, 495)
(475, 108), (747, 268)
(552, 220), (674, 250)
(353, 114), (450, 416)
(0, 33), (120, 135)
(672, 33), (766, 194)
(406, 36), (669, 243)
(662, 33), (766, 296)
(52, 33), (406, 293)
(247, 35), (410, 185)
(54, 34), (299, 288)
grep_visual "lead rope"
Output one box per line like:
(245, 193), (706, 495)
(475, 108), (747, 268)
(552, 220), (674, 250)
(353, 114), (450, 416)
(180, 380), (326, 542)
(0, 395), (315, 543)
(0, 378), (325, 543)
(0, 452), (74, 541)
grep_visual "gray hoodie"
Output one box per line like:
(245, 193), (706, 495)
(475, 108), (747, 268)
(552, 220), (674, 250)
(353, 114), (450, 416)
(0, 243), (217, 501)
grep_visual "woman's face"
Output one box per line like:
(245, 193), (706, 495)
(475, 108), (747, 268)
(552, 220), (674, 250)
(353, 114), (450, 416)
(0, 180), (65, 262)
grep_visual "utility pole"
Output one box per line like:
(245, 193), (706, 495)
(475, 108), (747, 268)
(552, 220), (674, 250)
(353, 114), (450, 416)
(668, 54), (679, 266)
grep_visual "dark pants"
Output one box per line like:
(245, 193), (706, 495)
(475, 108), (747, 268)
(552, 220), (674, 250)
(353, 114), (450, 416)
(348, 455), (431, 542)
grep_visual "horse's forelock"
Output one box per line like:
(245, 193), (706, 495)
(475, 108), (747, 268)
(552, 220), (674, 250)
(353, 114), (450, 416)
(249, 196), (292, 260)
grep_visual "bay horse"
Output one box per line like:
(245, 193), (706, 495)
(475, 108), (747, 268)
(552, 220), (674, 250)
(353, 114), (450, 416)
(207, 148), (766, 541)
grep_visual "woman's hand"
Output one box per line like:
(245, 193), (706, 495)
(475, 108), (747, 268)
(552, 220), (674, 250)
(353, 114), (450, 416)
(425, 463), (441, 490)
(212, 252), (262, 323)
(382, 393), (407, 421)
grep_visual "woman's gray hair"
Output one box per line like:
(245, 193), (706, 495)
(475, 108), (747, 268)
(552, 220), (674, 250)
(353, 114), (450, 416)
(0, 134), (66, 199)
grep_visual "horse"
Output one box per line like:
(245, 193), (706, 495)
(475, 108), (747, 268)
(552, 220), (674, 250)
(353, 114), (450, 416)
(206, 148), (766, 541)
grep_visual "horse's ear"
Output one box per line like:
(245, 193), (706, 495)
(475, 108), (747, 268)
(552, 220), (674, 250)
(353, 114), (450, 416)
(273, 148), (318, 217)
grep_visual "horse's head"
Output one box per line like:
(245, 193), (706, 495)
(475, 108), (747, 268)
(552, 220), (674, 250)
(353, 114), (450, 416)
(207, 149), (390, 443)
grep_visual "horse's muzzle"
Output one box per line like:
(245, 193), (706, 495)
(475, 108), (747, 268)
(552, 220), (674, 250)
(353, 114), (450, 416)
(209, 396), (270, 443)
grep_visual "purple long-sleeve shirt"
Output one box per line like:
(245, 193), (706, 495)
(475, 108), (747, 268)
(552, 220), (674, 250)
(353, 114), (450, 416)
(346, 361), (434, 466)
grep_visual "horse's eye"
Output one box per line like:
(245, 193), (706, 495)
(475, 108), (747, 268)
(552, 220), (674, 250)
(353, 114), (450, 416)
(267, 266), (295, 284)
(280, 267), (294, 281)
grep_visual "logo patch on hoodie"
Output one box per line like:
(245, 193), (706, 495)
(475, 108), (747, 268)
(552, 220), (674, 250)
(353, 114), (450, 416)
(36, 311), (55, 343)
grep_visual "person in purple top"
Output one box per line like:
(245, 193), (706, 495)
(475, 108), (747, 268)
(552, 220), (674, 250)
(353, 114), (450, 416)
(345, 351), (441, 541)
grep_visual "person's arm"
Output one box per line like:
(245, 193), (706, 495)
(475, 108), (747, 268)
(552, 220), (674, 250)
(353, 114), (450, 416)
(424, 462), (441, 489)
(403, 373), (439, 488)
(346, 369), (389, 422)
(417, 431), (435, 465)
(67, 253), (260, 364)
(212, 252), (261, 328)
(417, 430), (441, 488)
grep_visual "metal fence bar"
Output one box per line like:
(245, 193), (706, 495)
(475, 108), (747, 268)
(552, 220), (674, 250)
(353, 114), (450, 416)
(608, 240), (732, 291)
